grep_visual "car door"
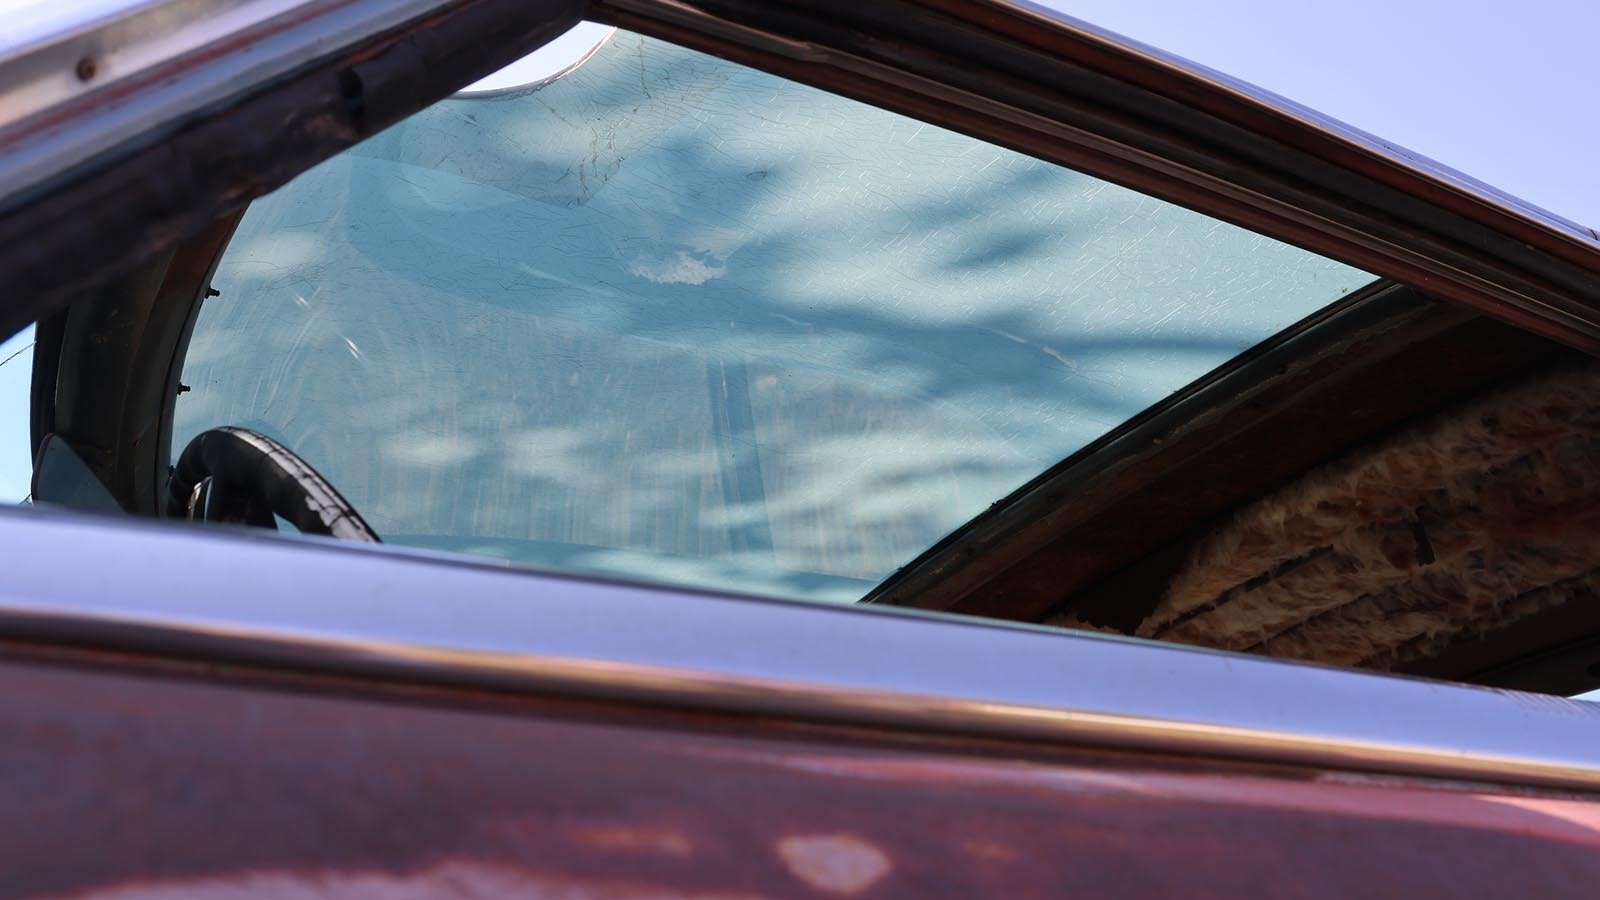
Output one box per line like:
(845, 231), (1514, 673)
(3, 1), (1600, 897)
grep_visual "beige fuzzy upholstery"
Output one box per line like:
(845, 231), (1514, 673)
(1049, 613), (1127, 635)
(1059, 361), (1600, 668)
(1370, 569), (1600, 669)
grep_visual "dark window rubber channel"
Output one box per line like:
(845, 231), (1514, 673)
(862, 280), (1578, 620)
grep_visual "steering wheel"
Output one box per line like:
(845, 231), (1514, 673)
(166, 427), (381, 542)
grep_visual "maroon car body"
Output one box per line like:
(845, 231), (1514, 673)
(3, 1), (1600, 897)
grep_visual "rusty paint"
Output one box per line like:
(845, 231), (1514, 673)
(570, 825), (696, 858)
(8, 0), (369, 144)
(0, 659), (1598, 898)
(961, 840), (1019, 864)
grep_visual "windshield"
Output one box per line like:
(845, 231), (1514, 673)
(172, 27), (1375, 601)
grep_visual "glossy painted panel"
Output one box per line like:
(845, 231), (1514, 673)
(2, 658), (1598, 899)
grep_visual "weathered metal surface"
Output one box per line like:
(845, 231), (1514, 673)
(1, 657), (1598, 898)
(0, 0), (585, 338)
(0, 0), (449, 197)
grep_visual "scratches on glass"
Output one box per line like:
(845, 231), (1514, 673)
(174, 31), (1374, 602)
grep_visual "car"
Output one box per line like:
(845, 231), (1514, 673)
(3, 0), (1600, 895)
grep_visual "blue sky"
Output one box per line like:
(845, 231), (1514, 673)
(1037, 0), (1600, 229)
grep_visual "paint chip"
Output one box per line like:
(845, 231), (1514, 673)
(775, 833), (892, 895)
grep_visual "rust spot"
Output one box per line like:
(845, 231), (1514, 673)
(75, 56), (97, 82)
(775, 834), (891, 895)
(961, 839), (1019, 863)
(570, 824), (695, 857)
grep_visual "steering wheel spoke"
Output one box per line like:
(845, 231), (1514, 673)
(167, 427), (380, 542)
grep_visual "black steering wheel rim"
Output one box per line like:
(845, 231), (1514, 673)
(167, 427), (381, 542)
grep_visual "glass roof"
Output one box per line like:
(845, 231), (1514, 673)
(174, 28), (1374, 601)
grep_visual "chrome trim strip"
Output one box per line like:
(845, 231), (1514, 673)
(0, 0), (449, 200)
(2, 506), (1599, 790)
